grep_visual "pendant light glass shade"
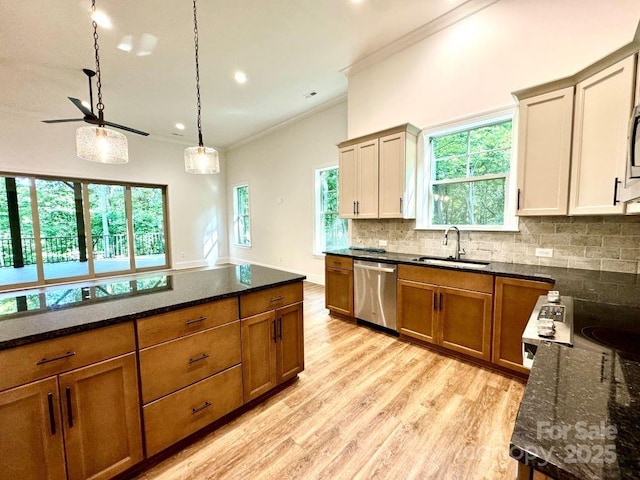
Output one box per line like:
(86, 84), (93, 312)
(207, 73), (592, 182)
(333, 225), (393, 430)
(76, 125), (129, 164)
(184, 145), (220, 174)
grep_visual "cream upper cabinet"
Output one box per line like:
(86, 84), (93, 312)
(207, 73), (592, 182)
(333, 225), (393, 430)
(379, 130), (418, 218)
(516, 87), (574, 216)
(569, 55), (636, 215)
(338, 139), (378, 218)
(338, 124), (418, 220)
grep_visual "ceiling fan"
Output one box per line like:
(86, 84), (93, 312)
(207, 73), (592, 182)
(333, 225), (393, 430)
(42, 68), (149, 136)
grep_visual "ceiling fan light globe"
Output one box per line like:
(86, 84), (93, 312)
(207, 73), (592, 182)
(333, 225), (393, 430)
(76, 126), (129, 164)
(184, 145), (220, 174)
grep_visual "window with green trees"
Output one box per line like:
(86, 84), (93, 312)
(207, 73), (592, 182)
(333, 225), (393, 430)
(0, 173), (168, 290)
(424, 117), (516, 230)
(315, 167), (347, 254)
(233, 184), (251, 247)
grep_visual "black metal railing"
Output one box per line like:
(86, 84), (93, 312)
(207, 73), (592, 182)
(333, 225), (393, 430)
(0, 233), (165, 267)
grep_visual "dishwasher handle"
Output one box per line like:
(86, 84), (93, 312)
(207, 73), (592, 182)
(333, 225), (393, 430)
(354, 263), (396, 274)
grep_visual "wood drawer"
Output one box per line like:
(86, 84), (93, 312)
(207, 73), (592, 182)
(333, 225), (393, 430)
(137, 297), (238, 348)
(325, 255), (353, 270)
(398, 265), (493, 294)
(0, 322), (135, 392)
(139, 321), (241, 403)
(143, 364), (243, 457)
(240, 282), (303, 318)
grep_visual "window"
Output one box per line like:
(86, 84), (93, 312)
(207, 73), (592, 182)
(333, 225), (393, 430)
(233, 184), (251, 247)
(0, 173), (169, 290)
(419, 114), (517, 230)
(314, 167), (347, 254)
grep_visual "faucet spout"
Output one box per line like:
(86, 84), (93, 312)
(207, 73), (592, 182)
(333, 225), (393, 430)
(443, 225), (465, 260)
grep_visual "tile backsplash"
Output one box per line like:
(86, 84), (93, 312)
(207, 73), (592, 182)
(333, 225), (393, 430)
(351, 216), (640, 274)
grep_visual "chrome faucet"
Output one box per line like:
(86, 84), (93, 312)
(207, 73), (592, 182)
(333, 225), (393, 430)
(443, 226), (465, 260)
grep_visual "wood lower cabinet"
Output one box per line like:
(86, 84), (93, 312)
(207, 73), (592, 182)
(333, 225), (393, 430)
(241, 286), (304, 403)
(143, 365), (243, 457)
(397, 265), (493, 361)
(493, 277), (554, 374)
(325, 255), (353, 316)
(397, 279), (437, 344)
(439, 286), (492, 361)
(60, 353), (143, 480)
(0, 377), (66, 480)
(241, 310), (278, 401)
(242, 302), (304, 402)
(0, 322), (141, 480)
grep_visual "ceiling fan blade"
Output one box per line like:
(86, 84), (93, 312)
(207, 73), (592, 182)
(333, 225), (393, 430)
(101, 120), (150, 136)
(42, 118), (84, 124)
(68, 97), (96, 118)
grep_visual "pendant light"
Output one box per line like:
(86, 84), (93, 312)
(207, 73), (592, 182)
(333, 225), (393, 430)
(184, 0), (220, 174)
(76, 0), (129, 164)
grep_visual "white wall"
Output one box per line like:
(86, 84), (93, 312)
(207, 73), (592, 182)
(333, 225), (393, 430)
(347, 0), (640, 136)
(0, 108), (228, 270)
(226, 101), (348, 284)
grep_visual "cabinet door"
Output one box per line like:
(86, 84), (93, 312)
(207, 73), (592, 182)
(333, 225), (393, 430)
(517, 87), (573, 216)
(439, 287), (492, 361)
(241, 311), (277, 402)
(325, 266), (353, 316)
(378, 132), (406, 218)
(492, 277), (553, 374)
(59, 353), (143, 480)
(276, 302), (305, 383)
(570, 55), (635, 215)
(397, 279), (437, 344)
(338, 145), (358, 218)
(0, 377), (66, 480)
(357, 139), (379, 218)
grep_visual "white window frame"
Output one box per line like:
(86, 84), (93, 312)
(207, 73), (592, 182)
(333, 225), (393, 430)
(416, 107), (519, 232)
(313, 165), (348, 255)
(232, 183), (251, 248)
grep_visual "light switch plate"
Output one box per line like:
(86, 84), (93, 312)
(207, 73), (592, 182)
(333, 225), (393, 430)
(379, 240), (388, 247)
(535, 248), (553, 258)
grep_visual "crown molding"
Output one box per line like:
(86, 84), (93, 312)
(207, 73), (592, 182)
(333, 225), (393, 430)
(340, 0), (500, 78)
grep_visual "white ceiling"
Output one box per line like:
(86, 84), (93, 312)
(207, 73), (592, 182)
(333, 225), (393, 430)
(0, 0), (471, 149)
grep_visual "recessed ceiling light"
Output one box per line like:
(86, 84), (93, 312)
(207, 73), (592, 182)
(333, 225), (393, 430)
(90, 10), (112, 29)
(175, 123), (186, 130)
(117, 35), (133, 53)
(234, 71), (247, 84)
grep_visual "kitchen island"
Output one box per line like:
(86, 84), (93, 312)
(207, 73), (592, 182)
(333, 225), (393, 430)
(0, 264), (306, 480)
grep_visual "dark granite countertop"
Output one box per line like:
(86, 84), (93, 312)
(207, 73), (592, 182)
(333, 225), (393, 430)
(325, 248), (640, 308)
(0, 264), (305, 351)
(511, 343), (640, 479)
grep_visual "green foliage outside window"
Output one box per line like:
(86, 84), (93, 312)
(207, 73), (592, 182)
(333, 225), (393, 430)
(235, 185), (250, 246)
(430, 120), (512, 226)
(318, 168), (347, 250)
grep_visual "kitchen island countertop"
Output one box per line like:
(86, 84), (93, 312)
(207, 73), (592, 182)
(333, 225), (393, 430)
(0, 264), (306, 351)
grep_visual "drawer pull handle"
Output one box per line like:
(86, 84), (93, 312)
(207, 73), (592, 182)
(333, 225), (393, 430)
(37, 351), (76, 365)
(191, 401), (212, 415)
(47, 392), (56, 435)
(188, 353), (210, 365)
(269, 296), (285, 303)
(185, 316), (207, 326)
(66, 387), (73, 428)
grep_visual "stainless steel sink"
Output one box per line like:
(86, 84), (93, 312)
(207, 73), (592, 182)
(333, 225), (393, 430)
(411, 256), (490, 270)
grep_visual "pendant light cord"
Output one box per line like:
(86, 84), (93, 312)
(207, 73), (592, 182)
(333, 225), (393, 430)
(192, 0), (204, 147)
(90, 0), (104, 123)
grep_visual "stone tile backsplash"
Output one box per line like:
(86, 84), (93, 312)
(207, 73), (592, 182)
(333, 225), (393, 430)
(350, 216), (640, 274)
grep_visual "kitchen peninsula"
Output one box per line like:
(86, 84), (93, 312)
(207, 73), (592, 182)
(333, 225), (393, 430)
(0, 264), (305, 480)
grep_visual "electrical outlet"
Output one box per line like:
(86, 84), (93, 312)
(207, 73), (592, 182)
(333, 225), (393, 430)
(180, 251), (185, 259)
(379, 240), (388, 247)
(535, 248), (553, 258)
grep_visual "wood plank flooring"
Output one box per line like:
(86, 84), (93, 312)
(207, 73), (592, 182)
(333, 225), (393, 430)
(135, 282), (525, 480)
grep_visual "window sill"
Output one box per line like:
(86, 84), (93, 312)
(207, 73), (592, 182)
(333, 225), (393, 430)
(414, 224), (519, 233)
(233, 243), (252, 249)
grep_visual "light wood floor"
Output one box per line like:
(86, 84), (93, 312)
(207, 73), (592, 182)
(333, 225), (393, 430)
(136, 282), (525, 480)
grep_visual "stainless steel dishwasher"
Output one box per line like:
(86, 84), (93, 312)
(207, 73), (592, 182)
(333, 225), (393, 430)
(354, 260), (397, 332)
